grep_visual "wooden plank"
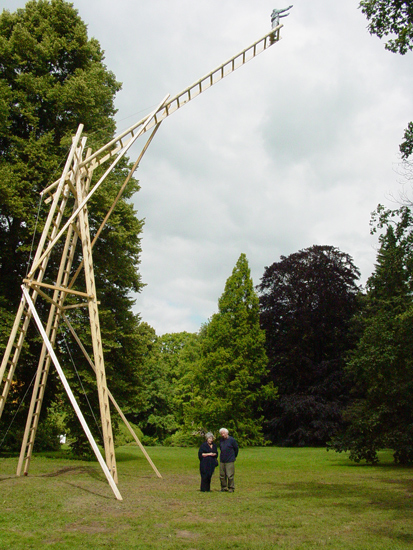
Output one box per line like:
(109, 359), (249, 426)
(23, 279), (90, 299)
(75, 159), (118, 484)
(62, 303), (90, 311)
(29, 125), (84, 274)
(18, 140), (88, 477)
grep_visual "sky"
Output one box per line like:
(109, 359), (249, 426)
(5, 0), (413, 335)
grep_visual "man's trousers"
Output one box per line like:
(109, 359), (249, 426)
(219, 461), (235, 491)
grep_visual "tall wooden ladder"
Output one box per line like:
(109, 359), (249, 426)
(0, 23), (285, 500)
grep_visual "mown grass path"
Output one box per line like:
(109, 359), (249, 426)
(1, 446), (412, 549)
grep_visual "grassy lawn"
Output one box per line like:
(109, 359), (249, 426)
(1, 445), (412, 549)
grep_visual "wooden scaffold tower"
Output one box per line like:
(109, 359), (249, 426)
(0, 21), (287, 500)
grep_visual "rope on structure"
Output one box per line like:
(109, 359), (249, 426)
(61, 329), (103, 440)
(25, 194), (43, 277)
(0, 370), (37, 450)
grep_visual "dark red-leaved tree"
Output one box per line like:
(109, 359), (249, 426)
(258, 245), (361, 446)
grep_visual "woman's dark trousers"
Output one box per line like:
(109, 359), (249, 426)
(200, 473), (212, 492)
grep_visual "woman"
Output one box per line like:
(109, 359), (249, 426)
(198, 432), (218, 492)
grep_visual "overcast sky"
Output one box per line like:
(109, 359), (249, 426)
(5, 0), (413, 335)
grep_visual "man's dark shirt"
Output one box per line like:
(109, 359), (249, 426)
(219, 436), (239, 463)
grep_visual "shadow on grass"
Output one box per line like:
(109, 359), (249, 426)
(40, 465), (101, 479)
(58, 479), (114, 499)
(0, 451), (19, 458)
(0, 475), (16, 483)
(265, 478), (413, 545)
(267, 479), (413, 513)
(40, 464), (116, 499)
(369, 526), (413, 545)
(115, 447), (150, 462)
(326, 448), (413, 470)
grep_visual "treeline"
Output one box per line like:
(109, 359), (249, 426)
(131, 253), (274, 448)
(128, 211), (413, 465)
(1, 1), (413, 464)
(129, 245), (361, 449)
(129, 245), (362, 449)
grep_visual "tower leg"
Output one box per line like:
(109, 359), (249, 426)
(76, 171), (117, 483)
(21, 287), (122, 500)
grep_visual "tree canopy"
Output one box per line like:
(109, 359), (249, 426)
(359, 2), (413, 159)
(0, 0), (124, 306)
(360, 1), (413, 55)
(133, 329), (201, 445)
(258, 245), (361, 446)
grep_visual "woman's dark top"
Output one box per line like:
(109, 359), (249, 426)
(198, 442), (218, 476)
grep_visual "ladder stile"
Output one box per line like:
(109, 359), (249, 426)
(18, 137), (89, 476)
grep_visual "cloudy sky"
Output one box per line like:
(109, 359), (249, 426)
(5, 0), (413, 335)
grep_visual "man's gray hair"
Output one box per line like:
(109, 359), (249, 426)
(219, 427), (229, 434)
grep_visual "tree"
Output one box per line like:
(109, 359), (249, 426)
(0, 0), (123, 306)
(355, 2), (413, 463)
(133, 329), (201, 444)
(186, 254), (274, 445)
(0, 1), (144, 453)
(359, 2), (413, 159)
(360, 0), (413, 54)
(258, 245), (361, 446)
(330, 206), (413, 464)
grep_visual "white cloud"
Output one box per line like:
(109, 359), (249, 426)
(5, 0), (413, 334)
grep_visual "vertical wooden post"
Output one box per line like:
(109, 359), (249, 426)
(75, 160), (118, 484)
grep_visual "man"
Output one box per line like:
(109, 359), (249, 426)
(219, 428), (239, 493)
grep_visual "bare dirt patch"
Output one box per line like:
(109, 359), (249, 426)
(176, 530), (200, 539)
(64, 522), (109, 534)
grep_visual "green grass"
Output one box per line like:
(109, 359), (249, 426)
(1, 446), (412, 549)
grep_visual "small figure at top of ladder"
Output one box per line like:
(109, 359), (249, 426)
(271, 5), (293, 29)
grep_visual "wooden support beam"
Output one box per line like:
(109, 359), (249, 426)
(22, 286), (122, 501)
(28, 126), (84, 276)
(23, 280), (91, 300)
(62, 313), (162, 479)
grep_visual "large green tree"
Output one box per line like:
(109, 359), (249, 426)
(330, 206), (413, 464)
(186, 254), (274, 445)
(0, 0), (124, 304)
(258, 245), (361, 446)
(0, 1), (145, 453)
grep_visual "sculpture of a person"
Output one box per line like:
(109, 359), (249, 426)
(271, 6), (293, 28)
